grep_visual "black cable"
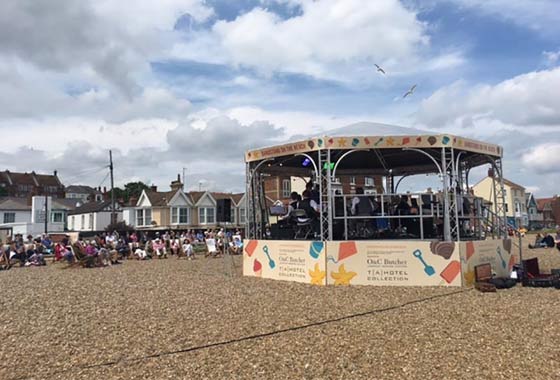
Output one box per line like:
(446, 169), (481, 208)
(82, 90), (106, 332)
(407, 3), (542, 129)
(9, 288), (471, 380)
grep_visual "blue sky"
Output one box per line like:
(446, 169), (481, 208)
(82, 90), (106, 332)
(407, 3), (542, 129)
(0, 0), (559, 195)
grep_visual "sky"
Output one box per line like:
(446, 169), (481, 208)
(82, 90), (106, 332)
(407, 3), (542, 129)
(0, 0), (559, 196)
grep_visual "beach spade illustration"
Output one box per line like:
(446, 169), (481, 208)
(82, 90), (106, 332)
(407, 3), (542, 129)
(308, 140), (315, 149)
(442, 136), (450, 145)
(413, 249), (435, 276)
(309, 241), (324, 259)
(428, 136), (437, 145)
(496, 246), (506, 268)
(263, 245), (276, 269)
(351, 138), (360, 146)
(318, 138), (323, 147)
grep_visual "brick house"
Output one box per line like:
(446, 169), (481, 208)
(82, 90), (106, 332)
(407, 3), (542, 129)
(0, 170), (65, 199)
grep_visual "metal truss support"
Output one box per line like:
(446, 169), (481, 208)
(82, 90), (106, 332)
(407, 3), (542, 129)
(490, 158), (508, 239)
(318, 148), (332, 240)
(440, 148), (452, 241)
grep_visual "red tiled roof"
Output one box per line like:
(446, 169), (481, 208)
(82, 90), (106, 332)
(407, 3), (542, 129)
(145, 190), (177, 207)
(536, 197), (554, 211)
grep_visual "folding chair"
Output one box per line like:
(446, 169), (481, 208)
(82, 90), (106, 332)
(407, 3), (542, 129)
(205, 238), (218, 257)
(293, 209), (312, 240)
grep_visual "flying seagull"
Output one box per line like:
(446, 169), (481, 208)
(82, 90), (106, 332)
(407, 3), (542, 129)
(374, 64), (386, 74)
(403, 84), (417, 98)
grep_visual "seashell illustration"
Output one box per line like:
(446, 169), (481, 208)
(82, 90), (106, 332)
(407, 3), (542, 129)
(430, 241), (455, 260)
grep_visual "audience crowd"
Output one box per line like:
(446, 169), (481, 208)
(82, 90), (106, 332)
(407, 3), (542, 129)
(0, 228), (244, 270)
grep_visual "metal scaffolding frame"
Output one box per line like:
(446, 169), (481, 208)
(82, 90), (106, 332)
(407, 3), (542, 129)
(244, 137), (507, 242)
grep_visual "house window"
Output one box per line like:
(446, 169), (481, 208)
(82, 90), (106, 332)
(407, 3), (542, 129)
(51, 212), (63, 223)
(239, 208), (246, 224)
(136, 209), (152, 226)
(365, 177), (374, 186)
(3, 212), (15, 223)
(171, 207), (190, 224)
(282, 179), (291, 198)
(81, 215), (85, 229)
(504, 204), (509, 212)
(89, 214), (93, 230)
(350, 176), (356, 185)
(70, 216), (74, 230)
(199, 207), (215, 224)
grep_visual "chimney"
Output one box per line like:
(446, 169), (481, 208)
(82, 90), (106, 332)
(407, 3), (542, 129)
(170, 174), (183, 192)
(53, 170), (58, 177)
(103, 186), (107, 193)
(151, 185), (158, 192)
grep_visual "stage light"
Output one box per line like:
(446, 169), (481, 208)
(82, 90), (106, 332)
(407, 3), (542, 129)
(302, 158), (311, 167)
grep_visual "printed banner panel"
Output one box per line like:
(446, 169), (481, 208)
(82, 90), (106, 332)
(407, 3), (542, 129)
(245, 135), (502, 162)
(459, 239), (514, 287)
(325, 240), (462, 287)
(243, 240), (327, 285)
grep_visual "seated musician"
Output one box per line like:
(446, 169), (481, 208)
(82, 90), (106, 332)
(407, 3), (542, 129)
(396, 195), (411, 215)
(279, 191), (301, 223)
(297, 190), (320, 236)
(298, 190), (319, 220)
(350, 187), (375, 216)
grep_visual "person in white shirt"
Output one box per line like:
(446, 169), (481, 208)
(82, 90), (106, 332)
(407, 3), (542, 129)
(182, 239), (194, 259)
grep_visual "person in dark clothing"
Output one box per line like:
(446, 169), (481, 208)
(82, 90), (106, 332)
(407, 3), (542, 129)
(396, 195), (411, 215)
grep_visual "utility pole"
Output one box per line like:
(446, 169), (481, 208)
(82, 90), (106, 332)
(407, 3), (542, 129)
(44, 194), (48, 234)
(109, 150), (115, 226)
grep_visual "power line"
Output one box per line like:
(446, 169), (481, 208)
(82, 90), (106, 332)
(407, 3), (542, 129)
(9, 288), (471, 380)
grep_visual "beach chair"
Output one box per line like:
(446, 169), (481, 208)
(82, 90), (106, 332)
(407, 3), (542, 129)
(205, 238), (218, 257)
(521, 258), (560, 288)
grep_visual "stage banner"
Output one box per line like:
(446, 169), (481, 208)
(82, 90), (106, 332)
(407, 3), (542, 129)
(243, 240), (327, 285)
(459, 239), (514, 287)
(325, 241), (462, 287)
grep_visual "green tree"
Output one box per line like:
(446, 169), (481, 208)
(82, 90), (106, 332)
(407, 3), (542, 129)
(113, 181), (149, 203)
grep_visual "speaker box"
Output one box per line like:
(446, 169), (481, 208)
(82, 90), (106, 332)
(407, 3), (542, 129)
(216, 198), (232, 223)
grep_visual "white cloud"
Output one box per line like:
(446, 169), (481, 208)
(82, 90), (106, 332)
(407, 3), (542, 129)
(0, 0), (212, 95)
(543, 49), (560, 67)
(522, 143), (560, 174)
(171, 0), (463, 83)
(416, 67), (560, 128)
(444, 0), (560, 34)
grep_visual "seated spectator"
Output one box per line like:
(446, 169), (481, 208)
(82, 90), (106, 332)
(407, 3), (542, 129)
(170, 238), (181, 255)
(54, 242), (67, 261)
(153, 239), (167, 258)
(543, 234), (555, 248)
(230, 237), (243, 255)
(26, 250), (46, 266)
(528, 233), (547, 249)
(181, 239), (194, 260)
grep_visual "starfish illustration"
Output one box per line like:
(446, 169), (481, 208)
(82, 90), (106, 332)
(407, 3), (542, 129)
(337, 138), (347, 147)
(309, 263), (326, 286)
(330, 264), (357, 285)
(463, 269), (475, 286)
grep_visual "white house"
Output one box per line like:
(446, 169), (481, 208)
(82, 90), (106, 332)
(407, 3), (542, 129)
(65, 185), (103, 203)
(0, 196), (74, 236)
(68, 201), (123, 232)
